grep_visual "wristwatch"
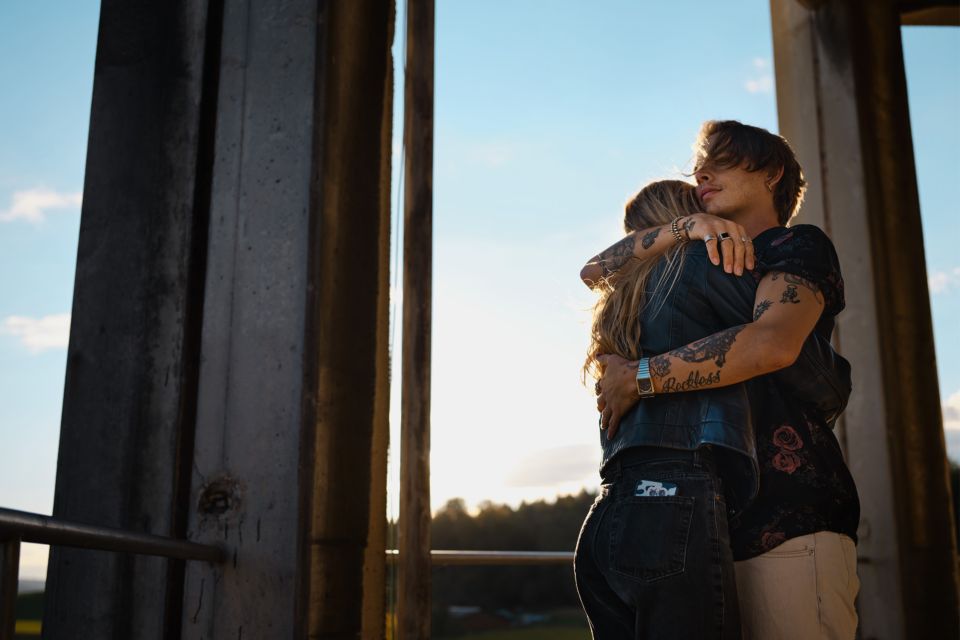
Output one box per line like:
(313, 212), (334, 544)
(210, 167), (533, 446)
(636, 357), (655, 398)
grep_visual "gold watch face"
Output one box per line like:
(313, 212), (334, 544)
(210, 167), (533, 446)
(637, 378), (654, 394)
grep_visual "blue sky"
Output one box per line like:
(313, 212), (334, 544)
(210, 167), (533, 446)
(0, 1), (957, 579)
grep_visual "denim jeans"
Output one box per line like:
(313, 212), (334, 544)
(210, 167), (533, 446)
(574, 446), (741, 639)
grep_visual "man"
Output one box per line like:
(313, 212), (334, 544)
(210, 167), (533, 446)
(591, 121), (860, 639)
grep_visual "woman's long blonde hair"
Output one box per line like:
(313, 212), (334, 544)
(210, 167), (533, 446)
(583, 180), (700, 382)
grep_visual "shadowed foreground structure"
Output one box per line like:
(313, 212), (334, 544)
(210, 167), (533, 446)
(24, 0), (960, 638)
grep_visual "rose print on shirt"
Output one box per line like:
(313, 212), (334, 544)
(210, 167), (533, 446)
(772, 425), (803, 451)
(761, 530), (787, 549)
(772, 450), (802, 474)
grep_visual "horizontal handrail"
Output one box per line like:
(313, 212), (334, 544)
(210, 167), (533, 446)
(0, 507), (225, 563)
(386, 550), (574, 566)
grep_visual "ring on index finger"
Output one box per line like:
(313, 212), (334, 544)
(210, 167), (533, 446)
(703, 234), (717, 242)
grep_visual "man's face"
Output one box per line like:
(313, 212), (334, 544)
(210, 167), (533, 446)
(694, 160), (772, 219)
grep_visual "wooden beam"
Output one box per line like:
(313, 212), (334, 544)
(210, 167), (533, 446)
(901, 6), (960, 25)
(398, 0), (435, 638)
(296, 0), (394, 637)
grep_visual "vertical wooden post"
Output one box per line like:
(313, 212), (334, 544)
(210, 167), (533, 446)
(398, 0), (435, 638)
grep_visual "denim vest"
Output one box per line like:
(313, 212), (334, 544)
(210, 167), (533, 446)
(599, 243), (851, 514)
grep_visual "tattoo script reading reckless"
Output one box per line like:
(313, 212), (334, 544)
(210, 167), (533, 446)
(661, 370), (722, 393)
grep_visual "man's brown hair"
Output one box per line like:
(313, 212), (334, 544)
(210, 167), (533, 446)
(694, 120), (806, 225)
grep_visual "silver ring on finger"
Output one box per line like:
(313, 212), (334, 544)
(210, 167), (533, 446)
(719, 232), (733, 242)
(741, 236), (750, 243)
(703, 234), (717, 242)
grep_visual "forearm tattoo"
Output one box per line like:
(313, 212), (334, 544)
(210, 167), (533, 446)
(670, 325), (746, 369)
(753, 299), (773, 321)
(595, 235), (637, 277)
(649, 354), (672, 378)
(661, 370), (721, 393)
(641, 227), (661, 250)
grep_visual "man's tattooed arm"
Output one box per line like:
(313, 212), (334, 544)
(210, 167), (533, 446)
(670, 325), (746, 368)
(770, 272), (824, 305)
(753, 299), (773, 321)
(647, 270), (827, 394)
(645, 325), (746, 394)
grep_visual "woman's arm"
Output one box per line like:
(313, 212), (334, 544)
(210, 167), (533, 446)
(580, 213), (756, 288)
(596, 270), (824, 436)
(579, 222), (679, 287)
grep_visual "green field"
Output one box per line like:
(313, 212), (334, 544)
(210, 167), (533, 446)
(15, 591), (43, 638)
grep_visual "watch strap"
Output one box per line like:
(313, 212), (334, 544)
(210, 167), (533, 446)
(636, 357), (655, 398)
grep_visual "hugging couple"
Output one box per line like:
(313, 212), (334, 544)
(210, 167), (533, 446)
(575, 120), (861, 639)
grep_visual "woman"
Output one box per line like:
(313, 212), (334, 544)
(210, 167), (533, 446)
(575, 180), (750, 639)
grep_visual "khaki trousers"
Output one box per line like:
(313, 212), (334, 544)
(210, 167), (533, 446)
(735, 531), (859, 640)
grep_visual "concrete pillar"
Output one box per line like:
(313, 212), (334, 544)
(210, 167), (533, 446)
(771, 0), (960, 637)
(43, 2), (215, 638)
(45, 1), (394, 638)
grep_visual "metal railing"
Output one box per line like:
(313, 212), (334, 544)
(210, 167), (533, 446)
(386, 550), (574, 566)
(0, 506), (573, 638)
(0, 506), (226, 640)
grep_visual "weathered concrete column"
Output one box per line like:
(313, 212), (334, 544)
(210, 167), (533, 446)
(45, 1), (394, 638)
(44, 2), (216, 638)
(181, 0), (393, 638)
(771, 0), (960, 637)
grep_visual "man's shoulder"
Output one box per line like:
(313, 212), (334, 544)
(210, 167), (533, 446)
(760, 223), (832, 247)
(757, 223), (839, 263)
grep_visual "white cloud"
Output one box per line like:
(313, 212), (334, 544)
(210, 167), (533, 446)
(0, 188), (82, 224)
(942, 389), (960, 463)
(1, 314), (71, 353)
(943, 389), (960, 429)
(928, 268), (960, 294)
(745, 57), (774, 94)
(745, 75), (774, 94)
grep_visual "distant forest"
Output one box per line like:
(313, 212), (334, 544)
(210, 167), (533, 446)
(389, 490), (596, 615)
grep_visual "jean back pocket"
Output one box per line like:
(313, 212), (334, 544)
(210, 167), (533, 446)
(609, 495), (695, 582)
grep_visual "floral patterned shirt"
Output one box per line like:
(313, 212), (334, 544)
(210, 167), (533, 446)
(729, 224), (861, 561)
